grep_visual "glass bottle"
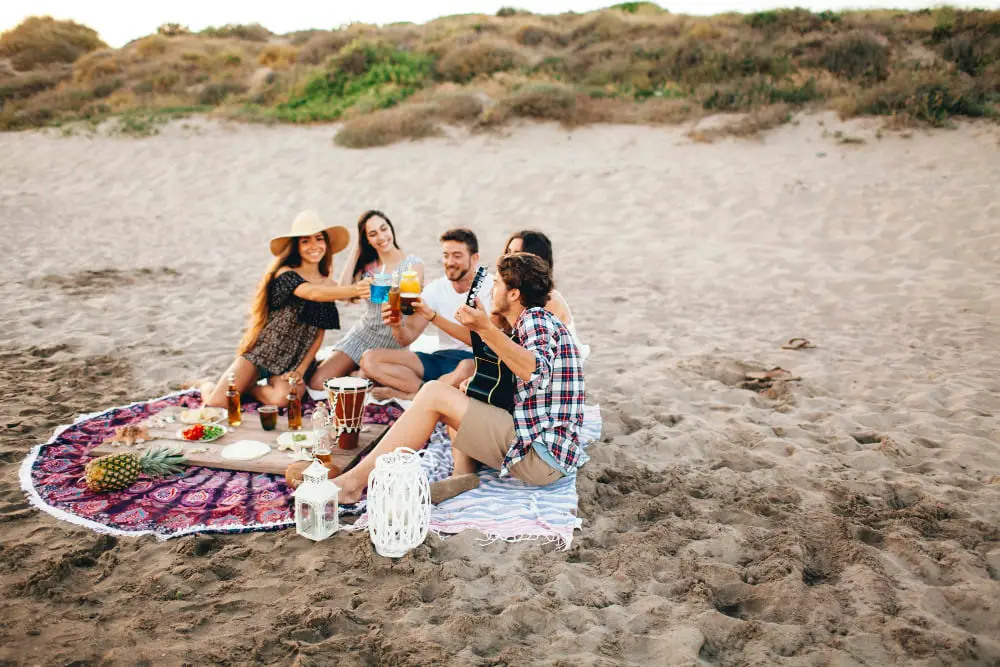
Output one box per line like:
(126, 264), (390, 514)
(287, 374), (303, 431)
(225, 373), (242, 426)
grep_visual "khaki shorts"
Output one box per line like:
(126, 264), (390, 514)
(454, 399), (563, 486)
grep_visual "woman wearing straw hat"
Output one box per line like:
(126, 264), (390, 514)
(309, 209), (424, 390)
(199, 210), (367, 408)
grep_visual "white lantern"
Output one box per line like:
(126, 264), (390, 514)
(293, 460), (340, 541)
(366, 447), (431, 558)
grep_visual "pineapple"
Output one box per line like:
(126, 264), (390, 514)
(84, 447), (187, 492)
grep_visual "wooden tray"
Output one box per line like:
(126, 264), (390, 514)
(89, 406), (386, 476)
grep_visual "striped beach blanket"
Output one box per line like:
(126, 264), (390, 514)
(352, 403), (603, 549)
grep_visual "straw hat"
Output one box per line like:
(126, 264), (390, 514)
(269, 210), (350, 257)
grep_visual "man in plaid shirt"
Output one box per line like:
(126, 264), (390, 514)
(332, 252), (587, 504)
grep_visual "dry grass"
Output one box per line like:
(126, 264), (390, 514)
(2, 7), (998, 134)
(689, 103), (792, 142)
(333, 103), (440, 148)
(0, 16), (104, 71)
(436, 37), (530, 82)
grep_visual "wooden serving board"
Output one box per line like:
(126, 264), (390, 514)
(89, 406), (386, 476)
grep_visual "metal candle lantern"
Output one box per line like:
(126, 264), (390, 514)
(366, 447), (431, 558)
(293, 460), (340, 541)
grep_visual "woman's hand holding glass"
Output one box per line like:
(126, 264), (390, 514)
(354, 278), (372, 300)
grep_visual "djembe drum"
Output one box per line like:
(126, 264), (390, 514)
(323, 377), (372, 450)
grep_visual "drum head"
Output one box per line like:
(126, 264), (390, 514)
(323, 376), (372, 391)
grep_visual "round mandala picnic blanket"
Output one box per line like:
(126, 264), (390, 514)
(18, 390), (402, 540)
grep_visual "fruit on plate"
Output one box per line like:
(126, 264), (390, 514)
(181, 424), (224, 441)
(84, 447), (187, 492)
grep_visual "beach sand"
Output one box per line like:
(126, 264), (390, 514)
(1, 113), (999, 666)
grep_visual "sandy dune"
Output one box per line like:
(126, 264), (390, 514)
(1, 113), (999, 666)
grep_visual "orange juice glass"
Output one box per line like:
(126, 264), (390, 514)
(398, 270), (421, 316)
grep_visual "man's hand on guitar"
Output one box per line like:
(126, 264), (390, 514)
(456, 298), (491, 334)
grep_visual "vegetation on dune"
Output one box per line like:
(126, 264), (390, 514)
(1, 7), (998, 142)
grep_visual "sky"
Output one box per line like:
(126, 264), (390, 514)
(3, 0), (998, 47)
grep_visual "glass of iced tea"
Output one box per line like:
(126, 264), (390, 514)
(259, 405), (278, 431)
(399, 270), (421, 316)
(314, 447), (333, 467)
(387, 272), (402, 324)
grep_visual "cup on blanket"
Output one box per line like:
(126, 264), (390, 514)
(370, 273), (391, 305)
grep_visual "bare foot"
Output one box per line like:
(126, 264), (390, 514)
(182, 376), (213, 391)
(430, 473), (480, 504)
(371, 386), (416, 402)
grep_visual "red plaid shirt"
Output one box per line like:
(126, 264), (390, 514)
(500, 307), (588, 478)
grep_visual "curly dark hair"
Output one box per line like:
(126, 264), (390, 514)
(496, 252), (552, 309)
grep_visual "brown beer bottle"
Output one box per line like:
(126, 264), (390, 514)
(286, 374), (302, 431)
(225, 373), (242, 426)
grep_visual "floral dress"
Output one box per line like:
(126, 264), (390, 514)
(243, 271), (340, 379)
(331, 254), (421, 364)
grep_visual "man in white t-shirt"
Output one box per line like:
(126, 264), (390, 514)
(359, 229), (492, 401)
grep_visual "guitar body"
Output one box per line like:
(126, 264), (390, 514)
(463, 267), (516, 414)
(466, 331), (516, 413)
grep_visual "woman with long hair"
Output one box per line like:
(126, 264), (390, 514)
(309, 210), (424, 389)
(200, 210), (367, 408)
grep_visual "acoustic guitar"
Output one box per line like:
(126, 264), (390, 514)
(463, 266), (516, 413)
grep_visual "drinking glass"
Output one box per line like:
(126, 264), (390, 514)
(259, 405), (278, 431)
(370, 272), (391, 305)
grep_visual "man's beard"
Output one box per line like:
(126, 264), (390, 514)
(446, 265), (470, 281)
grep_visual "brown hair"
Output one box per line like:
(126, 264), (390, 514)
(503, 229), (554, 269)
(496, 252), (552, 310)
(440, 228), (479, 254)
(352, 210), (398, 280)
(237, 231), (333, 356)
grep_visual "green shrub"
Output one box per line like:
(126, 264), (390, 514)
(744, 8), (834, 34)
(855, 70), (992, 124)
(0, 16), (105, 70)
(156, 23), (191, 37)
(199, 23), (272, 41)
(274, 40), (433, 122)
(702, 77), (820, 110)
(820, 32), (890, 81)
(608, 2), (666, 15)
(944, 35), (997, 76)
(497, 7), (531, 18)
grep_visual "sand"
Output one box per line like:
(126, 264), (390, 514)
(1, 113), (999, 666)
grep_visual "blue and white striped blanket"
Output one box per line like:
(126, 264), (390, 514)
(350, 403), (602, 549)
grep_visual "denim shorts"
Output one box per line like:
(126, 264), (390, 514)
(415, 349), (473, 381)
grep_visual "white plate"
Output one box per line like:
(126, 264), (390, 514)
(277, 431), (316, 450)
(179, 407), (226, 425)
(221, 440), (272, 461)
(176, 424), (228, 443)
